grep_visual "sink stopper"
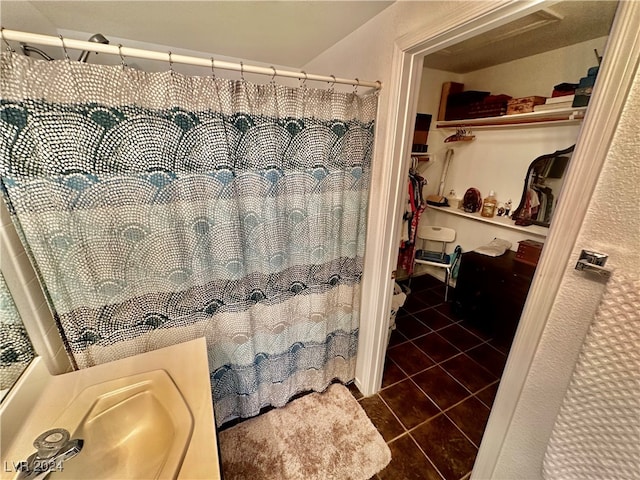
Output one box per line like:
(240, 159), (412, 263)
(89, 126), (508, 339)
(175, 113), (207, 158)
(33, 428), (71, 459)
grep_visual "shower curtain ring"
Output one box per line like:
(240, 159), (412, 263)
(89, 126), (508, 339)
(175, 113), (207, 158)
(300, 70), (308, 88)
(168, 51), (173, 72)
(353, 78), (360, 94)
(118, 44), (127, 69)
(240, 61), (245, 81)
(210, 57), (216, 78)
(328, 75), (336, 92)
(270, 66), (277, 84)
(0, 27), (15, 52)
(59, 34), (70, 61)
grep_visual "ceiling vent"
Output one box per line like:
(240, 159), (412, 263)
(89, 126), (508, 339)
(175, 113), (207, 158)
(438, 8), (564, 57)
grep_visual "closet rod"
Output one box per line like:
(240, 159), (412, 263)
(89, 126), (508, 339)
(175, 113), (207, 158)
(1, 28), (382, 90)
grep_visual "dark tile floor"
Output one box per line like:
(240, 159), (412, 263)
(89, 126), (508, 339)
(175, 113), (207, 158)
(351, 274), (509, 480)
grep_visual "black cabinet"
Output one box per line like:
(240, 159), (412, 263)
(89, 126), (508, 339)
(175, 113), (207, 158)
(453, 250), (536, 349)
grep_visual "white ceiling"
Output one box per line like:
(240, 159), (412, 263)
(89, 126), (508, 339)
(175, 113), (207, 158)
(0, 1), (619, 73)
(1, 1), (394, 67)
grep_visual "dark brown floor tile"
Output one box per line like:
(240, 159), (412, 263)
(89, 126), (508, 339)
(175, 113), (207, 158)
(387, 341), (435, 376)
(415, 308), (455, 331)
(405, 274), (443, 292)
(347, 381), (363, 399)
(396, 315), (431, 340)
(378, 434), (444, 480)
(411, 415), (477, 480)
(457, 319), (492, 342)
(360, 394), (405, 442)
(413, 332), (461, 364)
(388, 328), (409, 348)
(433, 302), (459, 321)
(488, 337), (511, 355)
(466, 343), (508, 377)
(428, 283), (448, 298)
(440, 354), (497, 393)
(416, 288), (445, 307)
(382, 358), (407, 388)
(379, 379), (440, 429)
(445, 396), (491, 447)
(476, 381), (500, 408)
(412, 366), (470, 410)
(437, 323), (484, 352)
(402, 294), (431, 314)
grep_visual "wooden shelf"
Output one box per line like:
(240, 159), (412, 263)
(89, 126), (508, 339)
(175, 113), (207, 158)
(427, 205), (548, 237)
(436, 106), (587, 129)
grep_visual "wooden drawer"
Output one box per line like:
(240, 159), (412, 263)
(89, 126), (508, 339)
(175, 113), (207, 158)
(453, 250), (536, 347)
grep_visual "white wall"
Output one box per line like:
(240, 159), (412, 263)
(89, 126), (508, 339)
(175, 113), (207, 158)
(420, 123), (581, 253)
(416, 67), (463, 114)
(435, 125), (578, 210)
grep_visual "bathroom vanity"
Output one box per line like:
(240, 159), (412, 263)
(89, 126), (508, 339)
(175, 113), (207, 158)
(453, 251), (537, 349)
(0, 338), (220, 480)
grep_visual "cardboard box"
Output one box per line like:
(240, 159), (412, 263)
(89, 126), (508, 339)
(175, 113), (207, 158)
(572, 87), (593, 107)
(445, 90), (490, 120)
(412, 113), (432, 149)
(514, 239), (544, 266)
(438, 82), (464, 120)
(506, 96), (546, 115)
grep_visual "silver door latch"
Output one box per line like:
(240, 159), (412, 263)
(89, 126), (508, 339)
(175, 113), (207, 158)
(575, 250), (612, 278)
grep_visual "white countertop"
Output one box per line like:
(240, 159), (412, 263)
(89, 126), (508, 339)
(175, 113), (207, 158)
(0, 338), (220, 480)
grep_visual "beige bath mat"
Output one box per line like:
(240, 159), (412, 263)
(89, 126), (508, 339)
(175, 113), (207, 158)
(218, 383), (391, 480)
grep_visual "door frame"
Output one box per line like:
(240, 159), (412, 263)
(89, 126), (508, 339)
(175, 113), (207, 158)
(355, 0), (640, 476)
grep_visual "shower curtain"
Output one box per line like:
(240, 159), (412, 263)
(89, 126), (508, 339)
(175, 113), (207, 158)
(0, 52), (377, 424)
(0, 272), (35, 391)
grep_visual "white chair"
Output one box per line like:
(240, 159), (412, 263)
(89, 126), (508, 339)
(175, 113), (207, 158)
(412, 225), (456, 301)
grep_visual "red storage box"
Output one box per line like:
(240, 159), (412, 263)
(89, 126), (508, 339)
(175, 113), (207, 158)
(515, 239), (544, 266)
(507, 96), (546, 115)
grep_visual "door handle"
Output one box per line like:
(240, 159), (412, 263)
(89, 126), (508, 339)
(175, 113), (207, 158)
(575, 250), (612, 278)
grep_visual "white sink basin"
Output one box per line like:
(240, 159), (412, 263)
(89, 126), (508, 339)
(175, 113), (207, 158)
(0, 338), (220, 480)
(51, 370), (193, 479)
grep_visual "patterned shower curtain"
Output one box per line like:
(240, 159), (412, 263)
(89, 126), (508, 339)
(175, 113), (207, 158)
(0, 52), (377, 424)
(0, 272), (35, 392)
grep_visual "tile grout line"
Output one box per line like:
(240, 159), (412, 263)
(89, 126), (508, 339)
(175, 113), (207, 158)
(474, 379), (501, 410)
(442, 408), (484, 450)
(407, 429), (448, 480)
(374, 391), (410, 438)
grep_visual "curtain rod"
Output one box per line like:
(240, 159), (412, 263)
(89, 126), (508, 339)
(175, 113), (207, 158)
(1, 28), (381, 90)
